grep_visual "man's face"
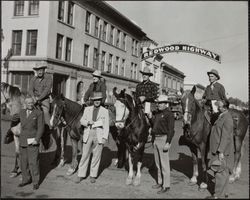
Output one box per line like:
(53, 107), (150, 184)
(36, 68), (45, 78)
(93, 99), (101, 107)
(93, 76), (99, 83)
(208, 74), (217, 83)
(25, 97), (35, 110)
(142, 74), (150, 81)
(157, 102), (168, 110)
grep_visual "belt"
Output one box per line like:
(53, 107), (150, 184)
(154, 134), (166, 137)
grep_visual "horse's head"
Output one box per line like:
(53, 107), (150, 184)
(50, 94), (66, 128)
(180, 86), (198, 138)
(113, 87), (134, 129)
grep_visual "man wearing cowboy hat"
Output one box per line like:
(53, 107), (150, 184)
(202, 69), (227, 114)
(76, 92), (109, 184)
(135, 66), (159, 114)
(148, 95), (175, 194)
(84, 70), (107, 106)
(206, 100), (234, 199)
(29, 63), (52, 129)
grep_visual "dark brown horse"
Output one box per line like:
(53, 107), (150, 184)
(180, 85), (248, 189)
(50, 94), (85, 175)
(113, 88), (150, 186)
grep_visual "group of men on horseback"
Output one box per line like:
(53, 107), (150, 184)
(2, 61), (245, 198)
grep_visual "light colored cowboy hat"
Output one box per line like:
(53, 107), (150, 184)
(140, 66), (153, 76)
(90, 92), (103, 100)
(207, 69), (220, 80)
(33, 63), (47, 70)
(155, 95), (171, 103)
(92, 70), (102, 78)
(215, 100), (229, 108)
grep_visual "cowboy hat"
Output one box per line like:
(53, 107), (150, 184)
(33, 63), (47, 70)
(140, 66), (153, 76)
(155, 95), (171, 103)
(207, 69), (220, 80)
(92, 70), (102, 78)
(210, 158), (226, 173)
(90, 92), (103, 100)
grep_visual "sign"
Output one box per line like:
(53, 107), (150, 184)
(141, 44), (221, 63)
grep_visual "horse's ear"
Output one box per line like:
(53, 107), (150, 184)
(191, 85), (196, 96)
(113, 87), (118, 98)
(120, 89), (126, 98)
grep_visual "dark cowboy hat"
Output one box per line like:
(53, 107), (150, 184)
(33, 64), (47, 70)
(207, 69), (220, 80)
(90, 92), (103, 101)
(140, 66), (153, 76)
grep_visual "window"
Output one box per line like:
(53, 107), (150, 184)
(132, 39), (135, 55)
(58, 1), (65, 21)
(65, 37), (72, 62)
(134, 64), (137, 79)
(101, 51), (106, 71)
(93, 48), (98, 69)
(164, 75), (167, 87)
(26, 30), (37, 55)
(130, 63), (133, 79)
(116, 30), (120, 47)
(83, 44), (89, 66)
(120, 59), (125, 76)
(173, 79), (176, 90)
(94, 16), (100, 37)
(168, 76), (172, 89)
(14, 1), (24, 16)
(85, 11), (91, 33)
(135, 41), (138, 56)
(114, 56), (119, 74)
(122, 33), (126, 50)
(56, 34), (63, 59)
(11, 72), (34, 93)
(29, 0), (39, 15)
(108, 54), (113, 72)
(67, 1), (74, 25)
(177, 81), (180, 91)
(102, 21), (107, 41)
(110, 26), (114, 45)
(12, 30), (22, 56)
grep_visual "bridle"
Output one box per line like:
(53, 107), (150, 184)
(115, 98), (128, 124)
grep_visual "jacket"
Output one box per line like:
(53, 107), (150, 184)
(135, 80), (159, 102)
(29, 74), (53, 102)
(19, 108), (45, 147)
(84, 81), (107, 104)
(202, 82), (227, 101)
(80, 105), (109, 144)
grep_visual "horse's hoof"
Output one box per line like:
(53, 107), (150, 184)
(126, 177), (133, 185)
(133, 176), (141, 186)
(58, 159), (66, 167)
(189, 177), (197, 185)
(199, 183), (208, 190)
(229, 176), (235, 183)
(66, 168), (75, 176)
(113, 159), (118, 166)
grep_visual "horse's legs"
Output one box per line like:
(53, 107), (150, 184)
(12, 135), (20, 174)
(126, 152), (133, 185)
(190, 146), (199, 184)
(133, 161), (142, 186)
(66, 136), (78, 176)
(199, 143), (208, 189)
(229, 136), (244, 183)
(59, 127), (67, 166)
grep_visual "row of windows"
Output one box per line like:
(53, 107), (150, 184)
(58, 1), (74, 26)
(14, 0), (39, 16)
(56, 34), (72, 62)
(164, 75), (182, 90)
(12, 30), (37, 56)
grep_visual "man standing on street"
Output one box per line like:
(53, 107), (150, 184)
(29, 63), (53, 128)
(18, 94), (44, 190)
(75, 92), (109, 184)
(148, 94), (175, 194)
(206, 100), (234, 199)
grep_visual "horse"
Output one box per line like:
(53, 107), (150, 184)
(113, 88), (150, 186)
(50, 94), (85, 176)
(180, 85), (248, 189)
(1, 82), (51, 177)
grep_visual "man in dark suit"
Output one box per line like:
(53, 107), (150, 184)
(18, 95), (44, 190)
(206, 100), (234, 199)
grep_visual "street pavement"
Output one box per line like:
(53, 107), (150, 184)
(1, 119), (249, 198)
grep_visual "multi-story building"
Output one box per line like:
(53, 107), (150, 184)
(184, 82), (206, 99)
(1, 1), (150, 102)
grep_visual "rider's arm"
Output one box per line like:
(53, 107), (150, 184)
(165, 112), (175, 144)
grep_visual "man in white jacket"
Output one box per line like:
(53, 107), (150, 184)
(75, 92), (109, 184)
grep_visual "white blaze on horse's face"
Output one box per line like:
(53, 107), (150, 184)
(183, 97), (192, 125)
(50, 104), (57, 127)
(114, 99), (129, 129)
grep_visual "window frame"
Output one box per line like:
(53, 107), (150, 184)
(14, 1), (24, 16)
(56, 33), (64, 59)
(101, 51), (106, 71)
(65, 37), (72, 62)
(26, 30), (38, 56)
(58, 1), (65, 21)
(83, 44), (89, 66)
(67, 1), (74, 25)
(12, 30), (22, 56)
(85, 11), (91, 33)
(28, 0), (39, 16)
(93, 47), (98, 69)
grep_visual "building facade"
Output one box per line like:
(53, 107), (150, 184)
(1, 1), (149, 102)
(184, 83), (205, 99)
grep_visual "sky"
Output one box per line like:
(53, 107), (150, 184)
(107, 1), (248, 102)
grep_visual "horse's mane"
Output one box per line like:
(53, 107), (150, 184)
(64, 97), (82, 116)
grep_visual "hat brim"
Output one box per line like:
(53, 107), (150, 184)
(92, 74), (102, 78)
(156, 100), (171, 103)
(207, 72), (220, 80)
(90, 97), (103, 100)
(33, 66), (47, 70)
(140, 71), (153, 76)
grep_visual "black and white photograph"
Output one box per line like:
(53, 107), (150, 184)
(1, 1), (248, 199)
